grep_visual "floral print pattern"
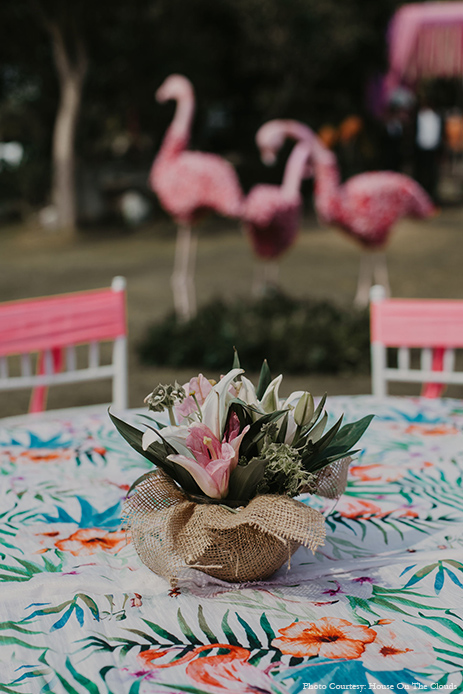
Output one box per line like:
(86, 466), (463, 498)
(0, 395), (463, 693)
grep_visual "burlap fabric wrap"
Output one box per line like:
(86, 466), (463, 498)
(123, 459), (350, 586)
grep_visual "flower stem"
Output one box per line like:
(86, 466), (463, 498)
(168, 407), (177, 426)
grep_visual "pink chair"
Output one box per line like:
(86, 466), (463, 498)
(370, 285), (463, 398)
(0, 277), (128, 414)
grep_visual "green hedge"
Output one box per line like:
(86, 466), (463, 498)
(138, 292), (370, 374)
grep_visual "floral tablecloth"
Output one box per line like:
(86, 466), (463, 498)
(1, 396), (463, 693)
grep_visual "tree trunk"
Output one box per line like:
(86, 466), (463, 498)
(52, 73), (83, 232)
(48, 21), (88, 234)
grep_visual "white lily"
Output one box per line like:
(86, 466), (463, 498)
(260, 374), (283, 413)
(238, 375), (261, 420)
(200, 368), (244, 439)
(293, 391), (315, 427)
(142, 424), (191, 457)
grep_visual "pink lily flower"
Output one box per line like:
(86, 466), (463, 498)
(175, 374), (213, 421)
(167, 421), (249, 499)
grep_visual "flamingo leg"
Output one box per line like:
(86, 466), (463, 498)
(252, 259), (280, 297)
(354, 252), (374, 308)
(372, 251), (391, 298)
(171, 224), (194, 322)
(187, 229), (198, 318)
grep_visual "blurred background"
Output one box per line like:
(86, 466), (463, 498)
(2, 0), (463, 415)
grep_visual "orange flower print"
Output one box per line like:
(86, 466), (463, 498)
(6, 448), (73, 465)
(55, 528), (126, 556)
(361, 626), (435, 671)
(405, 424), (459, 436)
(137, 644), (278, 692)
(336, 498), (384, 519)
(272, 617), (376, 659)
(350, 464), (404, 483)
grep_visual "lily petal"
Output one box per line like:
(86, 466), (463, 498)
(167, 453), (224, 498)
(227, 424), (250, 468)
(201, 368), (244, 438)
(260, 375), (283, 413)
(142, 428), (161, 451)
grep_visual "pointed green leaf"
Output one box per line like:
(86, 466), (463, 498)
(110, 411), (201, 495)
(177, 609), (201, 645)
(65, 658), (100, 694)
(198, 605), (218, 644)
(235, 612), (262, 650)
(142, 618), (182, 644)
(304, 393), (327, 431)
(305, 411), (328, 444)
(256, 360), (272, 400)
(221, 610), (241, 647)
(227, 459), (267, 503)
(232, 348), (240, 370)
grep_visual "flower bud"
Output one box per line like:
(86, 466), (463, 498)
(293, 392), (314, 427)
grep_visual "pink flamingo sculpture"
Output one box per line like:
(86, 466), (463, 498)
(257, 119), (436, 307)
(150, 75), (243, 321)
(241, 139), (312, 295)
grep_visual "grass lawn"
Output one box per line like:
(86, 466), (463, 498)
(1, 206), (463, 418)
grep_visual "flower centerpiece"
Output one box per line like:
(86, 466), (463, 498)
(111, 358), (373, 586)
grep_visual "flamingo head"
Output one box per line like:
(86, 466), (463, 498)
(256, 120), (289, 166)
(156, 74), (194, 104)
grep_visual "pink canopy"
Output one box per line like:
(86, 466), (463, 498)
(387, 2), (463, 90)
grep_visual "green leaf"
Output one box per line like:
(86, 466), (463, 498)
(235, 613), (262, 650)
(221, 610), (241, 647)
(110, 411), (202, 495)
(227, 459), (266, 503)
(259, 613), (276, 647)
(240, 409), (287, 456)
(198, 605), (218, 644)
(276, 412), (289, 443)
(232, 348), (241, 369)
(142, 618), (182, 644)
(77, 594), (100, 620)
(304, 393), (327, 431)
(256, 360), (272, 400)
(177, 609), (201, 645)
(305, 411), (328, 444)
(418, 612), (463, 639)
(328, 415), (374, 453)
(303, 415), (373, 471)
(65, 658), (100, 694)
(310, 415), (344, 452)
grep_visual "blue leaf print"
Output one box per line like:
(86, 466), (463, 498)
(435, 565), (445, 594)
(444, 567), (463, 589)
(51, 605), (75, 631)
(74, 604), (84, 627)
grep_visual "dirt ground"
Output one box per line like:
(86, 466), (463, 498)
(1, 205), (463, 418)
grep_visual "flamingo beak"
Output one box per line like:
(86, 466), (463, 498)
(261, 148), (277, 166)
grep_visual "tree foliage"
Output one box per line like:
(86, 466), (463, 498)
(0, 0), (405, 214)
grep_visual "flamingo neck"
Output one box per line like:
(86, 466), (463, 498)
(162, 85), (195, 154)
(282, 141), (312, 197)
(278, 119), (314, 143)
(311, 141), (341, 220)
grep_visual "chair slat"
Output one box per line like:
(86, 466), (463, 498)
(0, 357), (8, 380)
(443, 348), (455, 373)
(420, 348), (433, 372)
(89, 342), (99, 369)
(398, 347), (410, 370)
(44, 350), (54, 375)
(66, 346), (77, 372)
(21, 354), (32, 377)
